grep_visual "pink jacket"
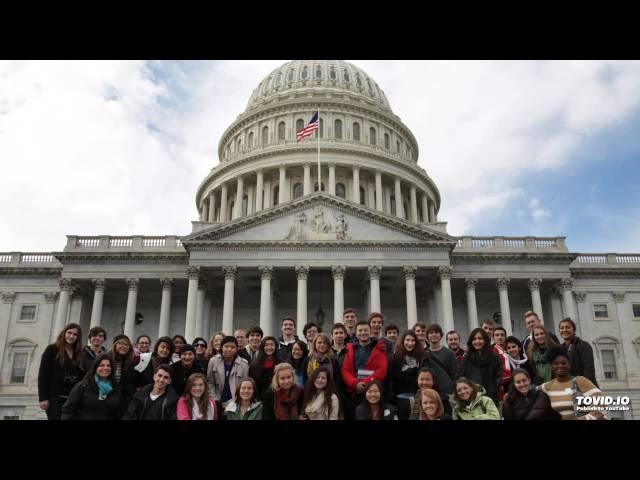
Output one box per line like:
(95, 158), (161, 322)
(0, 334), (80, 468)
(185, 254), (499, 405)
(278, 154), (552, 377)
(176, 396), (219, 420)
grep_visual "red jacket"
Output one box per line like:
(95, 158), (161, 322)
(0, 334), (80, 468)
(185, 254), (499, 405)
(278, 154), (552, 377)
(493, 344), (512, 401)
(341, 339), (388, 394)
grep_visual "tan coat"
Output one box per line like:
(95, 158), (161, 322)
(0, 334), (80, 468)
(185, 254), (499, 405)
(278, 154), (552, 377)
(207, 355), (249, 404)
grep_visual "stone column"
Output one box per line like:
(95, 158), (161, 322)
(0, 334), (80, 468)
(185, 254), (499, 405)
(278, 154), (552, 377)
(53, 278), (72, 339)
(303, 163), (311, 196)
(404, 266), (418, 330)
(295, 265), (309, 338)
(497, 277), (513, 336)
(368, 266), (382, 314)
(367, 179), (375, 208)
(421, 193), (429, 223)
(259, 266), (273, 337)
(384, 186), (392, 214)
(352, 166), (360, 203)
(433, 275), (443, 324)
(89, 279), (106, 329)
(233, 176), (244, 219)
(528, 278), (544, 321)
(439, 267), (454, 334)
(219, 183), (228, 222)
(195, 278), (207, 340)
(429, 200), (436, 223)
(247, 184), (254, 215)
(465, 277), (479, 331)
(200, 201), (208, 222)
(222, 267), (237, 335)
(208, 191), (216, 223)
(328, 162), (336, 195)
(124, 278), (139, 340)
(68, 289), (84, 326)
(394, 177), (404, 218)
(264, 178), (272, 209)
(255, 169), (264, 212)
(613, 292), (636, 381)
(0, 292), (16, 352)
(40, 292), (57, 348)
(375, 170), (383, 211)
(185, 267), (200, 340)
(559, 278), (576, 321)
(279, 165), (287, 204)
(332, 266), (346, 324)
(158, 278), (173, 338)
(410, 185), (418, 223)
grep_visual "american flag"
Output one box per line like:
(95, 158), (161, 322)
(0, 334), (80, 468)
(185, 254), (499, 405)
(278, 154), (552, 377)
(296, 112), (319, 142)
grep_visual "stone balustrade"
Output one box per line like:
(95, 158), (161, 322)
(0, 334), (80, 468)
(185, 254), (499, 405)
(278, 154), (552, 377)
(454, 236), (568, 252)
(63, 235), (184, 252)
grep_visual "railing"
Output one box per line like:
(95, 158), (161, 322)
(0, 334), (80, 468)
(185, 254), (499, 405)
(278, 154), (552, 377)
(109, 237), (133, 247)
(142, 237), (166, 247)
(65, 235), (186, 251)
(575, 254), (640, 265)
(472, 239), (495, 248)
(455, 236), (566, 251)
(535, 239), (556, 248)
(0, 253), (60, 265)
(21, 254), (54, 263)
(576, 255), (607, 263)
(0, 254), (12, 262)
(616, 255), (640, 263)
(504, 239), (525, 247)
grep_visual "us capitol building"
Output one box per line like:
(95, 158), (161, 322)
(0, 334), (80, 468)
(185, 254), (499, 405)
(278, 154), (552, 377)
(1, 60), (639, 419)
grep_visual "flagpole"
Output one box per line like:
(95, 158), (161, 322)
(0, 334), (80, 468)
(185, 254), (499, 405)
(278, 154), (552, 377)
(317, 106), (321, 192)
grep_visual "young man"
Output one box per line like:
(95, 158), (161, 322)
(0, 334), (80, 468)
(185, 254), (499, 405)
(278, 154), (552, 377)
(83, 326), (107, 372)
(521, 310), (560, 354)
(331, 323), (348, 367)
(412, 322), (428, 349)
(277, 317), (299, 362)
(238, 325), (263, 363)
(123, 364), (178, 420)
(208, 336), (249, 408)
(342, 308), (358, 342)
(234, 329), (248, 349)
(169, 344), (205, 396)
(135, 335), (152, 355)
(303, 322), (321, 346)
(424, 324), (457, 397)
(368, 312), (395, 402)
(384, 324), (400, 347)
(559, 317), (598, 386)
(446, 330), (465, 363)
(481, 319), (495, 339)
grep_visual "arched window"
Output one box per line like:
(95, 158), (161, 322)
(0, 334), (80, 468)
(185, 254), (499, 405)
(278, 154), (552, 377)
(359, 187), (366, 205)
(273, 186), (279, 206)
(334, 119), (343, 139)
(593, 336), (621, 380)
(296, 118), (304, 131)
(315, 118), (324, 138)
(248, 132), (254, 148)
(366, 78), (374, 95)
(7, 338), (37, 384)
(391, 196), (396, 215)
(293, 182), (303, 199)
(369, 127), (376, 145)
(396, 140), (401, 153)
(353, 122), (360, 141)
(237, 138), (242, 152)
(384, 133), (390, 150)
(262, 126), (269, 145)
(278, 121), (286, 140)
(242, 195), (248, 216)
(301, 66), (308, 79)
(336, 183), (346, 198)
(355, 73), (362, 87)
(343, 70), (350, 83)
(315, 65), (322, 79)
(330, 67), (337, 80)
(314, 182), (325, 192)
(288, 69), (295, 82)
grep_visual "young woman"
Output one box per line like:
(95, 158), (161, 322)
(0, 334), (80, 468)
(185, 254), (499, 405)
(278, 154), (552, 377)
(61, 353), (122, 420)
(303, 322), (320, 348)
(541, 346), (605, 420)
(502, 368), (559, 420)
(249, 336), (281, 398)
(504, 336), (537, 386)
(391, 331), (424, 420)
(527, 325), (558, 385)
(171, 335), (187, 364)
(262, 363), (305, 420)
(412, 388), (452, 421)
(302, 334), (341, 387)
(192, 337), (209, 372)
(409, 367), (452, 419)
(205, 332), (226, 360)
(224, 377), (263, 420)
(138, 336), (174, 386)
(287, 340), (308, 389)
(38, 323), (85, 420)
(355, 380), (396, 420)
(492, 327), (512, 402)
(107, 334), (140, 413)
(177, 373), (219, 420)
(300, 367), (340, 420)
(451, 377), (501, 420)
(559, 318), (598, 386)
(457, 328), (503, 403)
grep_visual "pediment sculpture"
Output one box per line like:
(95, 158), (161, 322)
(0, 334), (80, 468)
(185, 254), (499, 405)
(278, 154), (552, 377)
(285, 207), (351, 241)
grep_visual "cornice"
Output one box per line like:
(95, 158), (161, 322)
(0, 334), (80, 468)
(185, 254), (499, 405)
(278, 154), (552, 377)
(451, 253), (578, 264)
(52, 252), (189, 265)
(571, 268), (640, 278)
(0, 267), (62, 276)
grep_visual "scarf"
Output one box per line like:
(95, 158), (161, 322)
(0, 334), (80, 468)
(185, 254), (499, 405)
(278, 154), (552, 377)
(304, 392), (329, 418)
(94, 374), (113, 400)
(306, 351), (332, 379)
(191, 398), (215, 420)
(469, 351), (494, 367)
(274, 386), (301, 420)
(507, 352), (529, 371)
(263, 357), (275, 370)
(493, 344), (511, 373)
(532, 347), (553, 383)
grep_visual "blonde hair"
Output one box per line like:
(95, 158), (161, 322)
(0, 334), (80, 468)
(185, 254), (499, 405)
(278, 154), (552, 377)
(271, 362), (295, 391)
(312, 334), (333, 359)
(419, 388), (444, 420)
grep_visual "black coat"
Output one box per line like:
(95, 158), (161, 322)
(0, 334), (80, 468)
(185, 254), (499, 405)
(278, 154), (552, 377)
(61, 379), (122, 420)
(355, 403), (396, 420)
(170, 361), (205, 397)
(391, 355), (421, 396)
(82, 346), (107, 372)
(457, 352), (503, 403)
(38, 344), (84, 402)
(503, 387), (561, 420)
(249, 358), (281, 399)
(123, 384), (178, 420)
(301, 356), (343, 392)
(107, 353), (141, 413)
(564, 337), (598, 387)
(421, 352), (455, 397)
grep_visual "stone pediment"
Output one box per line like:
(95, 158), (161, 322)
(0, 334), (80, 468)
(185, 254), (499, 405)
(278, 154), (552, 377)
(182, 193), (457, 248)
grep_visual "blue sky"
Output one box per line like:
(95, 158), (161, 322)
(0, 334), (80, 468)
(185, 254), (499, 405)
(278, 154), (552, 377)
(0, 60), (639, 253)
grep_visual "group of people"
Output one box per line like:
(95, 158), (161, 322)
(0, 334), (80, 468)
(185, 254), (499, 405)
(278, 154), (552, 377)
(37, 308), (606, 420)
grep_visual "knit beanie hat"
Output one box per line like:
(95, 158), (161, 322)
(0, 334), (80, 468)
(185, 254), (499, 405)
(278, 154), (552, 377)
(112, 334), (130, 345)
(180, 344), (196, 355)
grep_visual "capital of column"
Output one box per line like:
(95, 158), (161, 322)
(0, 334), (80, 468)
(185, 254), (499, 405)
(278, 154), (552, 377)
(403, 266), (417, 280)
(574, 291), (587, 303)
(328, 162), (336, 168)
(497, 277), (510, 290)
(59, 278), (73, 291)
(437, 266), (452, 280)
(126, 278), (139, 291)
(2, 291), (16, 304)
(303, 163), (311, 169)
(367, 265), (382, 280)
(44, 292), (58, 303)
(223, 266), (238, 280)
(91, 279), (107, 291)
(464, 277), (478, 290)
(258, 265), (273, 280)
(160, 278), (174, 290)
(198, 277), (208, 289)
(331, 265), (346, 280)
(527, 278), (542, 291)
(353, 165), (360, 172)
(187, 266), (201, 280)
(558, 277), (574, 292)
(295, 265), (310, 280)
(612, 291), (625, 303)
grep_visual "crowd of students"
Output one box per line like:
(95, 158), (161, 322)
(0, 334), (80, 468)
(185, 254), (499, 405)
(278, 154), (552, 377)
(38, 308), (606, 420)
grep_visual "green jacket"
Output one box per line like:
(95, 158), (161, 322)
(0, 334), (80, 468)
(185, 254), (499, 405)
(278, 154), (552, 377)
(452, 388), (500, 420)
(224, 400), (263, 420)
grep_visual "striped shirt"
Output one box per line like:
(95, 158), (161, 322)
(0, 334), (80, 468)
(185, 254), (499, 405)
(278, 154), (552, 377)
(541, 376), (602, 420)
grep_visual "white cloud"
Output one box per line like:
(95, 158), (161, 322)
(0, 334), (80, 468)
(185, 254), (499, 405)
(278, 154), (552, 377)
(1, 60), (640, 251)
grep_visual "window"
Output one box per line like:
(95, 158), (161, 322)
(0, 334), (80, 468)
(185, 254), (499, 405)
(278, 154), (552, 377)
(343, 70), (350, 83)
(273, 186), (279, 206)
(355, 73), (362, 87)
(276, 71), (282, 87)
(248, 132), (254, 148)
(296, 118), (304, 131)
(336, 183), (346, 198)
(391, 196), (396, 215)
(403, 202), (409, 220)
(593, 304), (609, 320)
(334, 119), (342, 139)
(11, 353), (28, 384)
(632, 304), (640, 319)
(396, 140), (401, 153)
(237, 138), (242, 152)
(369, 127), (376, 145)
(601, 350), (618, 380)
(330, 67), (336, 80)
(314, 182), (325, 192)
(278, 121), (286, 140)
(288, 69), (294, 82)
(293, 183), (303, 199)
(359, 187), (365, 205)
(19, 305), (37, 321)
(301, 66), (308, 79)
(353, 122), (360, 141)
(384, 133), (390, 150)
(262, 126), (269, 145)
(242, 195), (248, 216)
(315, 65), (322, 79)
(366, 78), (374, 95)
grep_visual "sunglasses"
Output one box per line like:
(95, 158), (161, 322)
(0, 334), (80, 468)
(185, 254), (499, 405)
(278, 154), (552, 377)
(194, 343), (207, 348)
